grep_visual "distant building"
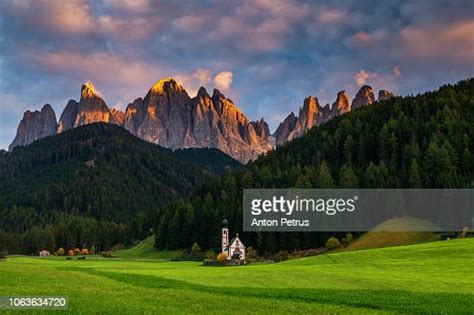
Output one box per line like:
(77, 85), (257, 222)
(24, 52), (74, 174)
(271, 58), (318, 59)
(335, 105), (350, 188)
(39, 250), (50, 257)
(221, 219), (246, 260)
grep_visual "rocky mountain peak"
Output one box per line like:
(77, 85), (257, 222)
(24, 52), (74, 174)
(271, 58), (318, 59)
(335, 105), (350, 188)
(332, 90), (351, 115)
(150, 78), (184, 94)
(9, 104), (58, 150)
(251, 118), (271, 139)
(81, 82), (99, 99)
(378, 89), (395, 101)
(352, 85), (375, 110)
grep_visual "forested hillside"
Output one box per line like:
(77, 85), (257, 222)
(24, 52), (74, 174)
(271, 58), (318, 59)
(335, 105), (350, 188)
(0, 123), (240, 254)
(156, 78), (474, 254)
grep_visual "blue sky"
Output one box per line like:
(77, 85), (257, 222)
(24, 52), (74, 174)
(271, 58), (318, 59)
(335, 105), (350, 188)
(0, 0), (473, 150)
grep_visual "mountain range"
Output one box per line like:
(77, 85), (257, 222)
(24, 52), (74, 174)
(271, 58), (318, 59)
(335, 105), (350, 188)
(9, 78), (394, 162)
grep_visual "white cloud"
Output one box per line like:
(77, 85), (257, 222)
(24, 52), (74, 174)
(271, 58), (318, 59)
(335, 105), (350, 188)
(214, 71), (233, 91)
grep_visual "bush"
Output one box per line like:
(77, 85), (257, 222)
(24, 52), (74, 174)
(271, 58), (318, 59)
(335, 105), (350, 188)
(81, 248), (89, 255)
(343, 232), (353, 243)
(0, 250), (8, 259)
(90, 245), (96, 255)
(101, 251), (112, 258)
(326, 237), (341, 250)
(216, 252), (228, 262)
(74, 248), (81, 255)
(57, 247), (65, 256)
(205, 249), (216, 260)
(67, 250), (75, 256)
(191, 242), (201, 255)
(66, 257), (72, 260)
(461, 226), (469, 238)
(78, 256), (86, 260)
(246, 246), (257, 260)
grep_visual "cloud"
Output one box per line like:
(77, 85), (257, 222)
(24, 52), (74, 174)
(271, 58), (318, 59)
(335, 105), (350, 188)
(1, 0), (94, 36)
(214, 71), (233, 91)
(174, 68), (213, 97)
(317, 8), (346, 24)
(354, 70), (378, 86)
(400, 20), (474, 64)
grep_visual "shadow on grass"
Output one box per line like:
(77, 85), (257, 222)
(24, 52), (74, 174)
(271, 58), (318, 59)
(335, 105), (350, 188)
(71, 267), (474, 314)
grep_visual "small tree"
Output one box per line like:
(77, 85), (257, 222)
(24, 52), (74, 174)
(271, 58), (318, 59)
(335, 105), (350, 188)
(326, 237), (341, 250)
(191, 242), (201, 255)
(57, 247), (65, 256)
(205, 249), (216, 260)
(342, 232), (353, 244)
(216, 252), (228, 262)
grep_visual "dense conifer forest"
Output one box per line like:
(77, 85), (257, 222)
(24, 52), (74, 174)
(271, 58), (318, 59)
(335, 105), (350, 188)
(0, 123), (241, 254)
(156, 79), (474, 254)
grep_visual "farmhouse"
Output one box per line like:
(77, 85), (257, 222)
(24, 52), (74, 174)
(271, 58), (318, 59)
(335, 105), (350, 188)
(221, 219), (246, 260)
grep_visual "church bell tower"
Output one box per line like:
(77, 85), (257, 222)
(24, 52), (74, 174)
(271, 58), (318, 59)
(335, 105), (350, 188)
(221, 219), (229, 254)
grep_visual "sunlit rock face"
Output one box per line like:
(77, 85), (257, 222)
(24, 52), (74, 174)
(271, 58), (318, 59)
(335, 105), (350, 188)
(110, 108), (125, 126)
(332, 90), (351, 116)
(352, 85), (376, 110)
(74, 82), (114, 127)
(57, 82), (113, 133)
(274, 96), (327, 145)
(122, 80), (272, 162)
(9, 104), (58, 150)
(378, 89), (395, 101)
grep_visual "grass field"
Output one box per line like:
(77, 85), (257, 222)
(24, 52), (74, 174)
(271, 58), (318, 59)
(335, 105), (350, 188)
(112, 237), (179, 260)
(1, 238), (473, 314)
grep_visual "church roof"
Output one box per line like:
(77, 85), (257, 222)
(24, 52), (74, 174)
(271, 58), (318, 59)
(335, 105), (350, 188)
(229, 235), (246, 248)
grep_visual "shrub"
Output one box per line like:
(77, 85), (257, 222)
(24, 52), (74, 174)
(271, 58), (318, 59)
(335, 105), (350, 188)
(57, 247), (65, 256)
(205, 249), (216, 260)
(216, 252), (228, 262)
(246, 246), (257, 260)
(90, 245), (96, 255)
(343, 232), (353, 243)
(0, 250), (8, 259)
(66, 257), (72, 260)
(326, 237), (341, 250)
(81, 248), (89, 255)
(74, 248), (81, 255)
(67, 250), (75, 256)
(191, 242), (201, 255)
(78, 256), (86, 260)
(272, 250), (289, 262)
(101, 251), (112, 258)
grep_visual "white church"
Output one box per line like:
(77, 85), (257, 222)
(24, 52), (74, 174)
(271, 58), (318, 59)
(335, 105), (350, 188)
(221, 219), (246, 260)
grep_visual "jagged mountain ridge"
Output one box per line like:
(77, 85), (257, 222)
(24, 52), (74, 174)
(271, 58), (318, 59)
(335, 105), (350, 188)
(9, 78), (394, 162)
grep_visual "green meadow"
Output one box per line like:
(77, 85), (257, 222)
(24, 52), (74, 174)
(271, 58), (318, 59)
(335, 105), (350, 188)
(0, 238), (473, 314)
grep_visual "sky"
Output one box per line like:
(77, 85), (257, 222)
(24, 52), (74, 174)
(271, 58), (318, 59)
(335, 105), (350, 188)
(0, 0), (473, 150)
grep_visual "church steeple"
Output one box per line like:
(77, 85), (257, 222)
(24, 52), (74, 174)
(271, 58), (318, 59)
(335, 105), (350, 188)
(221, 219), (229, 254)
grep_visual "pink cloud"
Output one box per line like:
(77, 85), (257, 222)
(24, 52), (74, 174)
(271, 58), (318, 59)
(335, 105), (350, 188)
(317, 8), (346, 24)
(214, 71), (233, 91)
(401, 20), (474, 64)
(354, 70), (378, 86)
